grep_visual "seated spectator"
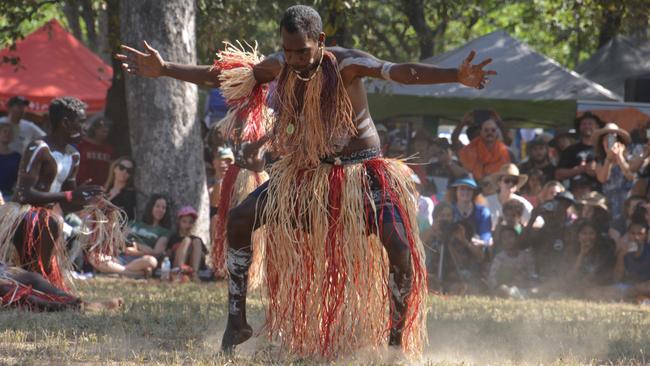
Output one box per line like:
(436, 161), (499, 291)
(494, 199), (525, 236)
(555, 112), (605, 192)
(577, 191), (611, 236)
(208, 147), (234, 217)
(610, 195), (648, 241)
(88, 245), (158, 278)
(456, 112), (511, 181)
(0, 96), (45, 154)
(76, 118), (114, 185)
(422, 202), (454, 283)
(165, 206), (206, 281)
(519, 137), (556, 182)
(426, 138), (466, 201)
(593, 123), (634, 221)
(520, 168), (545, 207)
(445, 176), (492, 246)
(437, 220), (486, 295)
(565, 221), (616, 291)
(586, 221), (650, 301)
(126, 194), (172, 263)
(0, 121), (21, 199)
(538, 180), (565, 204)
(569, 174), (596, 201)
(104, 157), (136, 221)
(487, 226), (535, 297)
(523, 191), (577, 281)
(485, 164), (536, 229)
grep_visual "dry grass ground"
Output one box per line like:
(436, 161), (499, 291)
(0, 277), (649, 365)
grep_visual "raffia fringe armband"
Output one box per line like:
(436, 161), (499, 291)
(212, 41), (270, 142)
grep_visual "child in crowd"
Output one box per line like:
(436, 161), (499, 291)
(165, 206), (206, 281)
(487, 226), (535, 298)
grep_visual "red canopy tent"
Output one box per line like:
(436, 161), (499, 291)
(0, 19), (112, 114)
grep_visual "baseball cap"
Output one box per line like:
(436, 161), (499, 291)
(8, 96), (29, 107)
(177, 205), (198, 219)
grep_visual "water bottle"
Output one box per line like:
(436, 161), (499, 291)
(161, 256), (171, 282)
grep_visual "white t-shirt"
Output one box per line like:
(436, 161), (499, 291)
(486, 193), (536, 229)
(0, 117), (46, 154)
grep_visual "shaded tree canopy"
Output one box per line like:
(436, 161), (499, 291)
(1, 1), (649, 70)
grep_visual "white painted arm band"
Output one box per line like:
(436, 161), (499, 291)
(381, 62), (394, 81)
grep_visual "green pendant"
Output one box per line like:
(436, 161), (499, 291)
(286, 123), (295, 135)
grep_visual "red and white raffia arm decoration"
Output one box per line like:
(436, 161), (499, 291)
(212, 41), (270, 143)
(76, 198), (128, 259)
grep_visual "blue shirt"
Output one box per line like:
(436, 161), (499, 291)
(0, 151), (21, 196)
(452, 203), (493, 245)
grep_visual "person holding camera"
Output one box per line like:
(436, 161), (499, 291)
(555, 112), (605, 191)
(593, 123), (634, 221)
(523, 191), (577, 281)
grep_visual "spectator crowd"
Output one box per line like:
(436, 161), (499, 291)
(1, 95), (648, 303)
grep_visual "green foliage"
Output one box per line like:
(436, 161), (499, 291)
(1, 1), (648, 69)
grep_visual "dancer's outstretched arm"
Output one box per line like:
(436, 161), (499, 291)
(339, 48), (496, 89)
(116, 41), (282, 87)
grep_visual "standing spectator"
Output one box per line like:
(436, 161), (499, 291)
(485, 164), (536, 229)
(0, 96), (45, 154)
(593, 123), (634, 221)
(445, 176), (492, 246)
(104, 157), (137, 221)
(519, 137), (555, 182)
(555, 112), (605, 191)
(456, 113), (511, 181)
(208, 147), (234, 217)
(76, 118), (114, 185)
(0, 121), (21, 199)
(165, 206), (206, 281)
(126, 194), (172, 263)
(427, 138), (466, 201)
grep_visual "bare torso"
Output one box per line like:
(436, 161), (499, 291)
(254, 46), (381, 159)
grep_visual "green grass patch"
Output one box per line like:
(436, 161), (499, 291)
(0, 278), (648, 365)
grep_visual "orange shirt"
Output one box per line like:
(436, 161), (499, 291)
(459, 138), (511, 181)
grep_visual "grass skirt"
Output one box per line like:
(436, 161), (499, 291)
(0, 203), (71, 290)
(260, 157), (427, 358)
(211, 165), (268, 288)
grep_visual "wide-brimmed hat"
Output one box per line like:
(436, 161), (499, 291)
(490, 164), (528, 191)
(450, 176), (479, 190)
(578, 191), (609, 212)
(591, 122), (631, 146)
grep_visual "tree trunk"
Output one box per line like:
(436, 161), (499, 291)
(597, 3), (623, 49)
(401, 0), (435, 60)
(63, 1), (83, 42)
(120, 0), (209, 242)
(105, 0), (130, 157)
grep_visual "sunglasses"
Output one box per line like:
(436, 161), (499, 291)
(117, 163), (133, 174)
(502, 176), (518, 186)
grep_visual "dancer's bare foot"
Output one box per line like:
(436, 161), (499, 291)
(220, 320), (253, 354)
(83, 297), (124, 312)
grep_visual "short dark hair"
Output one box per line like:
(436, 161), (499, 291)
(280, 5), (322, 40)
(142, 193), (172, 229)
(574, 111), (605, 131)
(49, 97), (86, 130)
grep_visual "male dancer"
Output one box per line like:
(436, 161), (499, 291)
(117, 4), (494, 358)
(0, 97), (104, 290)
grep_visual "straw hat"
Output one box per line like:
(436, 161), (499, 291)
(491, 164), (528, 191)
(591, 123), (631, 146)
(578, 191), (609, 212)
